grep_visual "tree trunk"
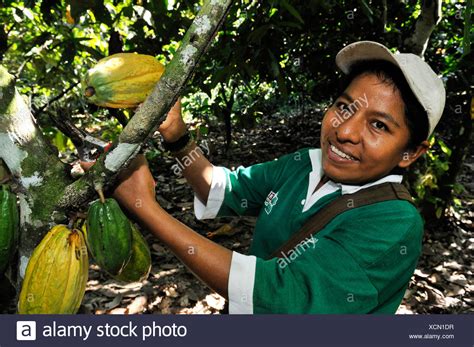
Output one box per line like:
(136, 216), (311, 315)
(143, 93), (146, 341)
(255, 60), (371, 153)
(0, 0), (233, 304)
(0, 66), (72, 289)
(404, 0), (442, 56)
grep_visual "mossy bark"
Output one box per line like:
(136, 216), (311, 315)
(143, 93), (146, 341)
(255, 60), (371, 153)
(0, 65), (72, 289)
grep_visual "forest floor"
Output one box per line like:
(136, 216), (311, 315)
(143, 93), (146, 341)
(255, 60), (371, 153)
(2, 106), (472, 314)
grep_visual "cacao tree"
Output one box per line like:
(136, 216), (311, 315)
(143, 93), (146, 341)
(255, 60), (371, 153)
(0, 0), (232, 305)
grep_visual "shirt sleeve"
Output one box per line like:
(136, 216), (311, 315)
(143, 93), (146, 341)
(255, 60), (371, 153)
(194, 165), (227, 220)
(194, 151), (302, 220)
(227, 234), (379, 314)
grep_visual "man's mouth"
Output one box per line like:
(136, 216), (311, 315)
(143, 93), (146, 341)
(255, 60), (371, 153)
(328, 143), (358, 161)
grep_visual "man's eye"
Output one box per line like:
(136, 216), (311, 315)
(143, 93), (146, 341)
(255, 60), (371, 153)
(336, 102), (348, 111)
(372, 120), (388, 131)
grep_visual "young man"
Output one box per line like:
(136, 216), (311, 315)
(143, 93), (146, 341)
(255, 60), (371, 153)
(107, 41), (446, 313)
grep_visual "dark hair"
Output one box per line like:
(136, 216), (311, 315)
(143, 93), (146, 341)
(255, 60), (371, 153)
(339, 59), (429, 151)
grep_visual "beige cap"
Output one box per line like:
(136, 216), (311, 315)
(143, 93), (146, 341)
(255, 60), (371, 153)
(335, 41), (446, 136)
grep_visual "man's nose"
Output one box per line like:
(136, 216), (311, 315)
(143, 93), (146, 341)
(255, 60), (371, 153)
(335, 112), (363, 144)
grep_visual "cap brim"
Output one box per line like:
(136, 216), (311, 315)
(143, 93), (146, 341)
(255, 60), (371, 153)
(336, 41), (399, 74)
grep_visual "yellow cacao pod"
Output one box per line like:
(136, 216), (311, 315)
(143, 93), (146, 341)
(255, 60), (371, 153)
(18, 225), (88, 314)
(82, 53), (165, 108)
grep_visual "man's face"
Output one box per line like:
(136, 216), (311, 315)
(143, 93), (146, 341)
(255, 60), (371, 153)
(320, 73), (412, 184)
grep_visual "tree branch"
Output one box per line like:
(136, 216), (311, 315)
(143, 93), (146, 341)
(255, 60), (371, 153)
(382, 0), (388, 32)
(32, 81), (79, 116)
(404, 0), (442, 56)
(56, 0), (234, 210)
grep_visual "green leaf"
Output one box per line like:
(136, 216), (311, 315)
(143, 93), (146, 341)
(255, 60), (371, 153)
(438, 139), (452, 156)
(463, 0), (472, 56)
(77, 44), (105, 60)
(145, 149), (162, 161)
(269, 8), (278, 17)
(199, 126), (209, 136)
(357, 0), (374, 24)
(280, 0), (304, 24)
(209, 66), (231, 89)
(453, 183), (465, 195)
(248, 24), (271, 44)
(53, 131), (68, 152)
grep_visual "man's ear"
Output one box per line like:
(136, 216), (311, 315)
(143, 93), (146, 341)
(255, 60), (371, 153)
(397, 140), (430, 169)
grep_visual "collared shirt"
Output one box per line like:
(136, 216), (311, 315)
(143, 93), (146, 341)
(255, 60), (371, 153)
(194, 148), (423, 314)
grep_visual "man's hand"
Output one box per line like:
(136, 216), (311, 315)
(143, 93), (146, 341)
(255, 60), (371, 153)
(158, 98), (187, 142)
(111, 155), (157, 218)
(80, 155), (157, 218)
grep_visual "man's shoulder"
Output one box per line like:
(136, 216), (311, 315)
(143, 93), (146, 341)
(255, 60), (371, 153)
(327, 199), (423, 266)
(351, 199), (422, 229)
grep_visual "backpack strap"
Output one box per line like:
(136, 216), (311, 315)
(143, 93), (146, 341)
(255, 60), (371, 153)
(267, 182), (414, 260)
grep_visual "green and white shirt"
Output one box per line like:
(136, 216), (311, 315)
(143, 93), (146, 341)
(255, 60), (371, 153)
(194, 148), (423, 314)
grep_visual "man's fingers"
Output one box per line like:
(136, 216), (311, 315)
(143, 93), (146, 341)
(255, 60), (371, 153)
(117, 154), (148, 180)
(129, 154), (148, 170)
(159, 103), (180, 130)
(79, 155), (149, 184)
(79, 161), (96, 171)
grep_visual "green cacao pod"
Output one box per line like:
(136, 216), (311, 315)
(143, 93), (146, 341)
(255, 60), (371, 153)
(0, 185), (19, 274)
(18, 225), (88, 314)
(86, 198), (132, 275)
(114, 224), (151, 283)
(82, 53), (165, 108)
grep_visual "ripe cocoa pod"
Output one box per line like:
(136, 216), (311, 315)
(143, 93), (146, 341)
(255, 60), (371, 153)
(82, 53), (165, 108)
(18, 225), (88, 314)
